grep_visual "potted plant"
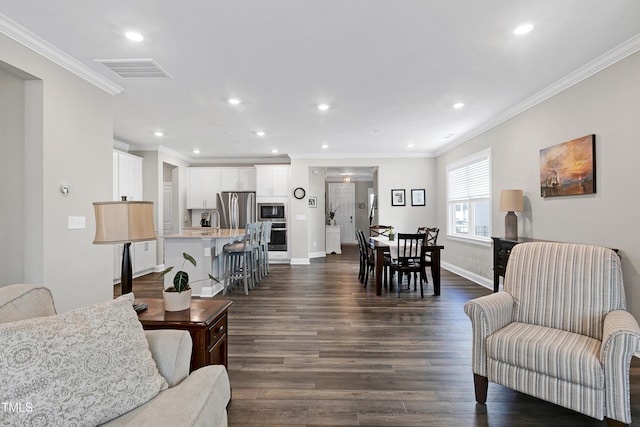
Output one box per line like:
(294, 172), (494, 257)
(159, 252), (220, 311)
(388, 226), (395, 241)
(328, 204), (339, 225)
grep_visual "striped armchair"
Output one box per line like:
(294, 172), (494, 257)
(464, 242), (640, 425)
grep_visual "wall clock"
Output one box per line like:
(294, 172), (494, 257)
(293, 187), (306, 199)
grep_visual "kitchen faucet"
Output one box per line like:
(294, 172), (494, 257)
(206, 209), (220, 229)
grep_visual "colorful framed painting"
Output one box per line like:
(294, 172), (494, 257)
(540, 134), (596, 197)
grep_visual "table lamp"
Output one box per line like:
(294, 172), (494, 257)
(93, 200), (157, 295)
(499, 189), (524, 240)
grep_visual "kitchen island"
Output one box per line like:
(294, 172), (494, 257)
(163, 229), (245, 297)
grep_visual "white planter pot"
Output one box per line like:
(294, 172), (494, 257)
(163, 288), (192, 311)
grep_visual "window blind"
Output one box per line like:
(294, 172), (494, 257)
(448, 154), (490, 201)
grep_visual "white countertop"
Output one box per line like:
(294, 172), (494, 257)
(164, 229), (246, 239)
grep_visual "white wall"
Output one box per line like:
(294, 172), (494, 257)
(308, 167), (327, 257)
(0, 33), (114, 312)
(290, 157), (437, 262)
(437, 51), (640, 318)
(0, 66), (26, 283)
(133, 148), (191, 268)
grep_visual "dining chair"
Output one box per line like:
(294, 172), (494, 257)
(355, 229), (368, 285)
(389, 233), (426, 298)
(417, 227), (439, 285)
(369, 225), (391, 237)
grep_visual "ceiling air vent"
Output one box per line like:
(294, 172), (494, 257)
(94, 58), (172, 79)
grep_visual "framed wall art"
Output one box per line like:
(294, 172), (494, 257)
(391, 189), (406, 206)
(411, 189), (425, 206)
(540, 134), (596, 197)
(308, 196), (317, 208)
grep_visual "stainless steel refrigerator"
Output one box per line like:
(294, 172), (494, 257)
(216, 191), (256, 229)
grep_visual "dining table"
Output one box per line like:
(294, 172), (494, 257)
(370, 236), (444, 296)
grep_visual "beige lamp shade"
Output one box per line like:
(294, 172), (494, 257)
(499, 189), (524, 212)
(93, 201), (157, 244)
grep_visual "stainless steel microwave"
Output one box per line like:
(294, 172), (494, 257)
(258, 203), (286, 221)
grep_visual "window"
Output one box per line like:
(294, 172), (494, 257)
(446, 149), (491, 241)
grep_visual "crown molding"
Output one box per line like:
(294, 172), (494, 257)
(0, 13), (123, 95)
(112, 139), (130, 152)
(190, 156), (291, 165)
(288, 151), (435, 159)
(125, 143), (194, 163)
(436, 33), (640, 157)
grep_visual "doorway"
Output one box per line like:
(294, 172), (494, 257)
(328, 183), (355, 244)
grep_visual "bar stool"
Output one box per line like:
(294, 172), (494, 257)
(258, 221), (272, 278)
(222, 223), (260, 295)
(248, 222), (262, 285)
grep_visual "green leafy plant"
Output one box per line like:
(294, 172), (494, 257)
(159, 252), (220, 293)
(328, 204), (339, 220)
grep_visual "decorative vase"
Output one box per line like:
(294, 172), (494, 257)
(163, 288), (192, 311)
(329, 218), (336, 226)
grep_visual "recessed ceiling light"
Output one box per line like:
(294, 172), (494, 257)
(453, 102), (465, 110)
(514, 24), (534, 35)
(407, 144), (415, 148)
(255, 130), (266, 137)
(192, 149), (200, 154)
(321, 144), (329, 149)
(153, 131), (164, 137)
(317, 103), (330, 111)
(271, 149), (279, 154)
(228, 98), (241, 105)
(125, 31), (144, 42)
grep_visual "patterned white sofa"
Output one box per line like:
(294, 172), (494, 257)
(464, 242), (640, 426)
(0, 284), (230, 426)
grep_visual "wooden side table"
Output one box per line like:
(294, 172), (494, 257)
(137, 299), (232, 372)
(492, 237), (619, 292)
(492, 237), (544, 292)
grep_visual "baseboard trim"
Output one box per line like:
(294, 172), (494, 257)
(290, 258), (311, 265)
(441, 261), (493, 290)
(309, 251), (326, 259)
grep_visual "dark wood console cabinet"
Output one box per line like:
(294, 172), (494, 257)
(137, 299), (232, 372)
(492, 237), (619, 292)
(492, 237), (544, 292)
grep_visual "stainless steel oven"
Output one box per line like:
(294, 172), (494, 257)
(258, 203), (286, 222)
(258, 203), (287, 251)
(269, 222), (287, 251)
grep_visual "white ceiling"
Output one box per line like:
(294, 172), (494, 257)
(1, 1), (640, 163)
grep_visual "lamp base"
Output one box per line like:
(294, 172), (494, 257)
(121, 242), (133, 295)
(505, 211), (518, 240)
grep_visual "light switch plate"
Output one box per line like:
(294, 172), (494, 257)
(68, 216), (86, 229)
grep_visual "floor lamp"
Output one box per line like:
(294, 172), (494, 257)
(93, 201), (157, 295)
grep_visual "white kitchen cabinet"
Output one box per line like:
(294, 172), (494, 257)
(219, 167), (256, 191)
(112, 150), (157, 281)
(187, 167), (220, 209)
(133, 241), (156, 275)
(256, 165), (289, 196)
(113, 242), (157, 281)
(326, 225), (342, 254)
(113, 151), (142, 201)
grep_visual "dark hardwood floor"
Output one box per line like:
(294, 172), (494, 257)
(120, 244), (640, 426)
